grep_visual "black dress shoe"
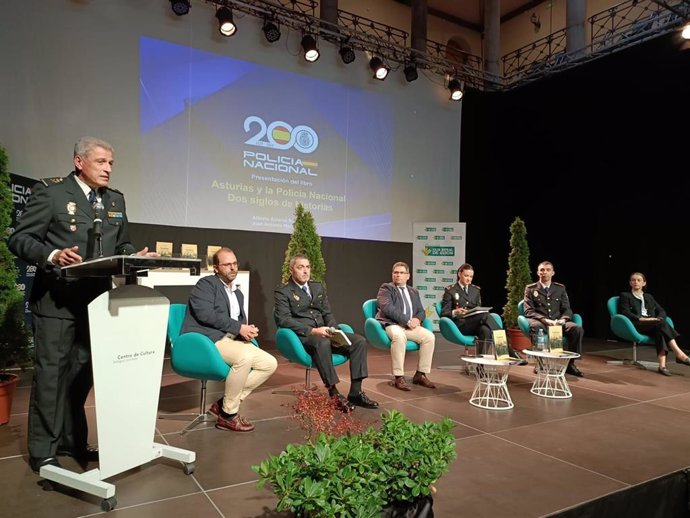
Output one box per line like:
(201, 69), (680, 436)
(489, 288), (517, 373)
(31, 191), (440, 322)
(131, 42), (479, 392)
(512, 357), (528, 366)
(566, 363), (584, 377)
(58, 445), (99, 462)
(332, 393), (355, 413)
(347, 391), (379, 409)
(658, 367), (672, 376)
(29, 456), (61, 473)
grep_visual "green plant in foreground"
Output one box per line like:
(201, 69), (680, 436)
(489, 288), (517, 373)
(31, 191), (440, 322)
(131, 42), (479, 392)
(253, 410), (457, 518)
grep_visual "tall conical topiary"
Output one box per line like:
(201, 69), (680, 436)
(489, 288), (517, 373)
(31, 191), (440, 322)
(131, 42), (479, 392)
(0, 145), (32, 376)
(281, 203), (327, 286)
(502, 216), (532, 329)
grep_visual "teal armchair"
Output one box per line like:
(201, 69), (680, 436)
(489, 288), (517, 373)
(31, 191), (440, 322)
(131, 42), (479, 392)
(517, 299), (583, 341)
(362, 298), (433, 352)
(607, 295), (673, 370)
(433, 301), (503, 352)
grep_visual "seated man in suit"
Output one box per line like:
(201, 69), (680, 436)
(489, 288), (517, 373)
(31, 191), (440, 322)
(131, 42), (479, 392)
(442, 263), (526, 364)
(182, 247), (278, 432)
(523, 260), (584, 377)
(376, 261), (436, 391)
(274, 254), (379, 412)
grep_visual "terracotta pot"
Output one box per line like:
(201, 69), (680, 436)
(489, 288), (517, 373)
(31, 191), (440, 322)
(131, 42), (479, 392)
(507, 327), (532, 351)
(0, 373), (20, 426)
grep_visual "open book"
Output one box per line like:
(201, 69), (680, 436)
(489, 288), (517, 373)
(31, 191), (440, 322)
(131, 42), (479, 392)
(465, 306), (492, 316)
(329, 328), (352, 347)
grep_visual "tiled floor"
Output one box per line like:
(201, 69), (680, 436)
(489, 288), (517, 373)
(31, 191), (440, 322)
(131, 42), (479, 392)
(2, 337), (690, 518)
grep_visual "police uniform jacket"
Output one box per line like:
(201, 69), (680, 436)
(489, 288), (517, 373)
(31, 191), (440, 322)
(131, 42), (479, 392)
(523, 282), (573, 323)
(441, 283), (482, 319)
(8, 172), (135, 320)
(274, 279), (337, 338)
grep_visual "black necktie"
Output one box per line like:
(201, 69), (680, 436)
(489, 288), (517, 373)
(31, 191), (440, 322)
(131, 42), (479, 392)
(464, 286), (469, 296)
(87, 189), (97, 205)
(399, 287), (411, 319)
(301, 285), (311, 299)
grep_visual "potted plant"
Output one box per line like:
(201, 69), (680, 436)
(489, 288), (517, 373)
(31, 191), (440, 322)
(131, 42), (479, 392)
(502, 216), (533, 351)
(0, 144), (32, 425)
(253, 407), (456, 518)
(281, 202), (327, 285)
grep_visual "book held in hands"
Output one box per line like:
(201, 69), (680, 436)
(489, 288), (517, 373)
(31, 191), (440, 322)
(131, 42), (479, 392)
(329, 328), (352, 347)
(465, 306), (492, 315)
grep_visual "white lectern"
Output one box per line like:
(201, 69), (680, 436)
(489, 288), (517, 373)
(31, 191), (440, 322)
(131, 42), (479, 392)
(39, 256), (201, 512)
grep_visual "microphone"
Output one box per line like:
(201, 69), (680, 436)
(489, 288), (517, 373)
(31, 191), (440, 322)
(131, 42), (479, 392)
(92, 199), (104, 237)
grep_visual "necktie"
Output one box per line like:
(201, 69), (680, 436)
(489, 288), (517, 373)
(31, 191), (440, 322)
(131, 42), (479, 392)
(399, 287), (411, 320)
(301, 285), (311, 299)
(87, 189), (97, 205)
(464, 286), (469, 296)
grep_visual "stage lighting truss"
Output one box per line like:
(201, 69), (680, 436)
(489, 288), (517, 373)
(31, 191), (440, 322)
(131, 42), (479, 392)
(170, 0), (191, 16)
(369, 56), (389, 80)
(301, 34), (320, 62)
(447, 78), (464, 101)
(216, 6), (236, 36)
(262, 19), (281, 42)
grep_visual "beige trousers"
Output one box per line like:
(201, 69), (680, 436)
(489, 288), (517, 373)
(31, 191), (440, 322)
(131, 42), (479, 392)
(385, 325), (435, 376)
(214, 337), (278, 414)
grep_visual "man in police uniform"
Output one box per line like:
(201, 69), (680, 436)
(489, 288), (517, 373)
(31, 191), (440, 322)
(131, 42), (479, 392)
(9, 136), (157, 472)
(523, 260), (584, 376)
(274, 254), (379, 412)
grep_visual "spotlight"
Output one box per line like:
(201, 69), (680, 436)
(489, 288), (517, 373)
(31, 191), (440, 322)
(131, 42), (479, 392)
(170, 0), (191, 16)
(682, 23), (690, 40)
(262, 20), (281, 43)
(216, 6), (236, 37)
(301, 34), (320, 62)
(448, 79), (464, 101)
(339, 45), (356, 64)
(403, 62), (418, 82)
(369, 57), (389, 80)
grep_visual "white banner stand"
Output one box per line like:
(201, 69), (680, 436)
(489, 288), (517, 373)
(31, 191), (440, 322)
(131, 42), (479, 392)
(39, 256), (199, 512)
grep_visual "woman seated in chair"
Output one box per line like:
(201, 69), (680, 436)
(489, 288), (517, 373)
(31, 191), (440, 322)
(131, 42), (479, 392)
(619, 272), (690, 376)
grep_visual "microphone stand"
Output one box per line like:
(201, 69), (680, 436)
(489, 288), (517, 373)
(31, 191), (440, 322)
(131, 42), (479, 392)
(93, 200), (105, 258)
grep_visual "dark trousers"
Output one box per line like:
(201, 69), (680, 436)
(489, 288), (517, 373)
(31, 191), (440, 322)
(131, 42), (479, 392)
(29, 315), (92, 459)
(455, 313), (501, 355)
(634, 319), (679, 354)
(301, 332), (368, 386)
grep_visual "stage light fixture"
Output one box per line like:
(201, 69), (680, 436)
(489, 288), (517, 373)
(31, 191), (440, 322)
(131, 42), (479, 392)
(170, 0), (191, 16)
(216, 6), (236, 37)
(301, 34), (320, 62)
(262, 20), (281, 43)
(403, 62), (418, 82)
(448, 79), (464, 101)
(339, 44), (356, 64)
(369, 57), (389, 80)
(682, 23), (690, 40)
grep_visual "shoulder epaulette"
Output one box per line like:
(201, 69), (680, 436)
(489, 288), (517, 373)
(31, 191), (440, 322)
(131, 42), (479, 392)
(471, 284), (481, 290)
(104, 186), (124, 195)
(445, 283), (455, 290)
(40, 177), (64, 187)
(553, 282), (565, 287)
(526, 282), (538, 289)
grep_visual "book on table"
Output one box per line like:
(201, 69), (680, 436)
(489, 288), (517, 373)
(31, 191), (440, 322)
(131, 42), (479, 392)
(547, 325), (564, 353)
(492, 330), (512, 361)
(329, 328), (352, 347)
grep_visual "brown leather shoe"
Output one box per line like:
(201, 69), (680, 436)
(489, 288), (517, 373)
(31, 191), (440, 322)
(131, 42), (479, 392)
(412, 373), (437, 389)
(209, 398), (223, 417)
(391, 376), (411, 391)
(215, 414), (255, 432)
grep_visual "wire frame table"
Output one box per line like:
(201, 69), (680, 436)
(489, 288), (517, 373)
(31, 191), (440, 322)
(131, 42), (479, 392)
(524, 349), (581, 399)
(461, 356), (518, 410)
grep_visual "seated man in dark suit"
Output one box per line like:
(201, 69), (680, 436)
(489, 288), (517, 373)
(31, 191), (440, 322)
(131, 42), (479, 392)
(523, 260), (584, 377)
(274, 254), (379, 412)
(376, 261), (436, 391)
(182, 247), (277, 432)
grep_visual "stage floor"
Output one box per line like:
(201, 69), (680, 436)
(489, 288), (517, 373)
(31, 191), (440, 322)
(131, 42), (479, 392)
(2, 335), (690, 517)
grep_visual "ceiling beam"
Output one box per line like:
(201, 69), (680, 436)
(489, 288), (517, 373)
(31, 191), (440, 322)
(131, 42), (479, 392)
(393, 0), (481, 32)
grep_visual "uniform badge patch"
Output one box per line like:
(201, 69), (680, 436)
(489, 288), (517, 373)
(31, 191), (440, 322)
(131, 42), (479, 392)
(67, 202), (76, 215)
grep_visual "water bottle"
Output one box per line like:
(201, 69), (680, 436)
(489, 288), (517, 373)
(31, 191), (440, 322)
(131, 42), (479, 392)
(536, 328), (546, 351)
